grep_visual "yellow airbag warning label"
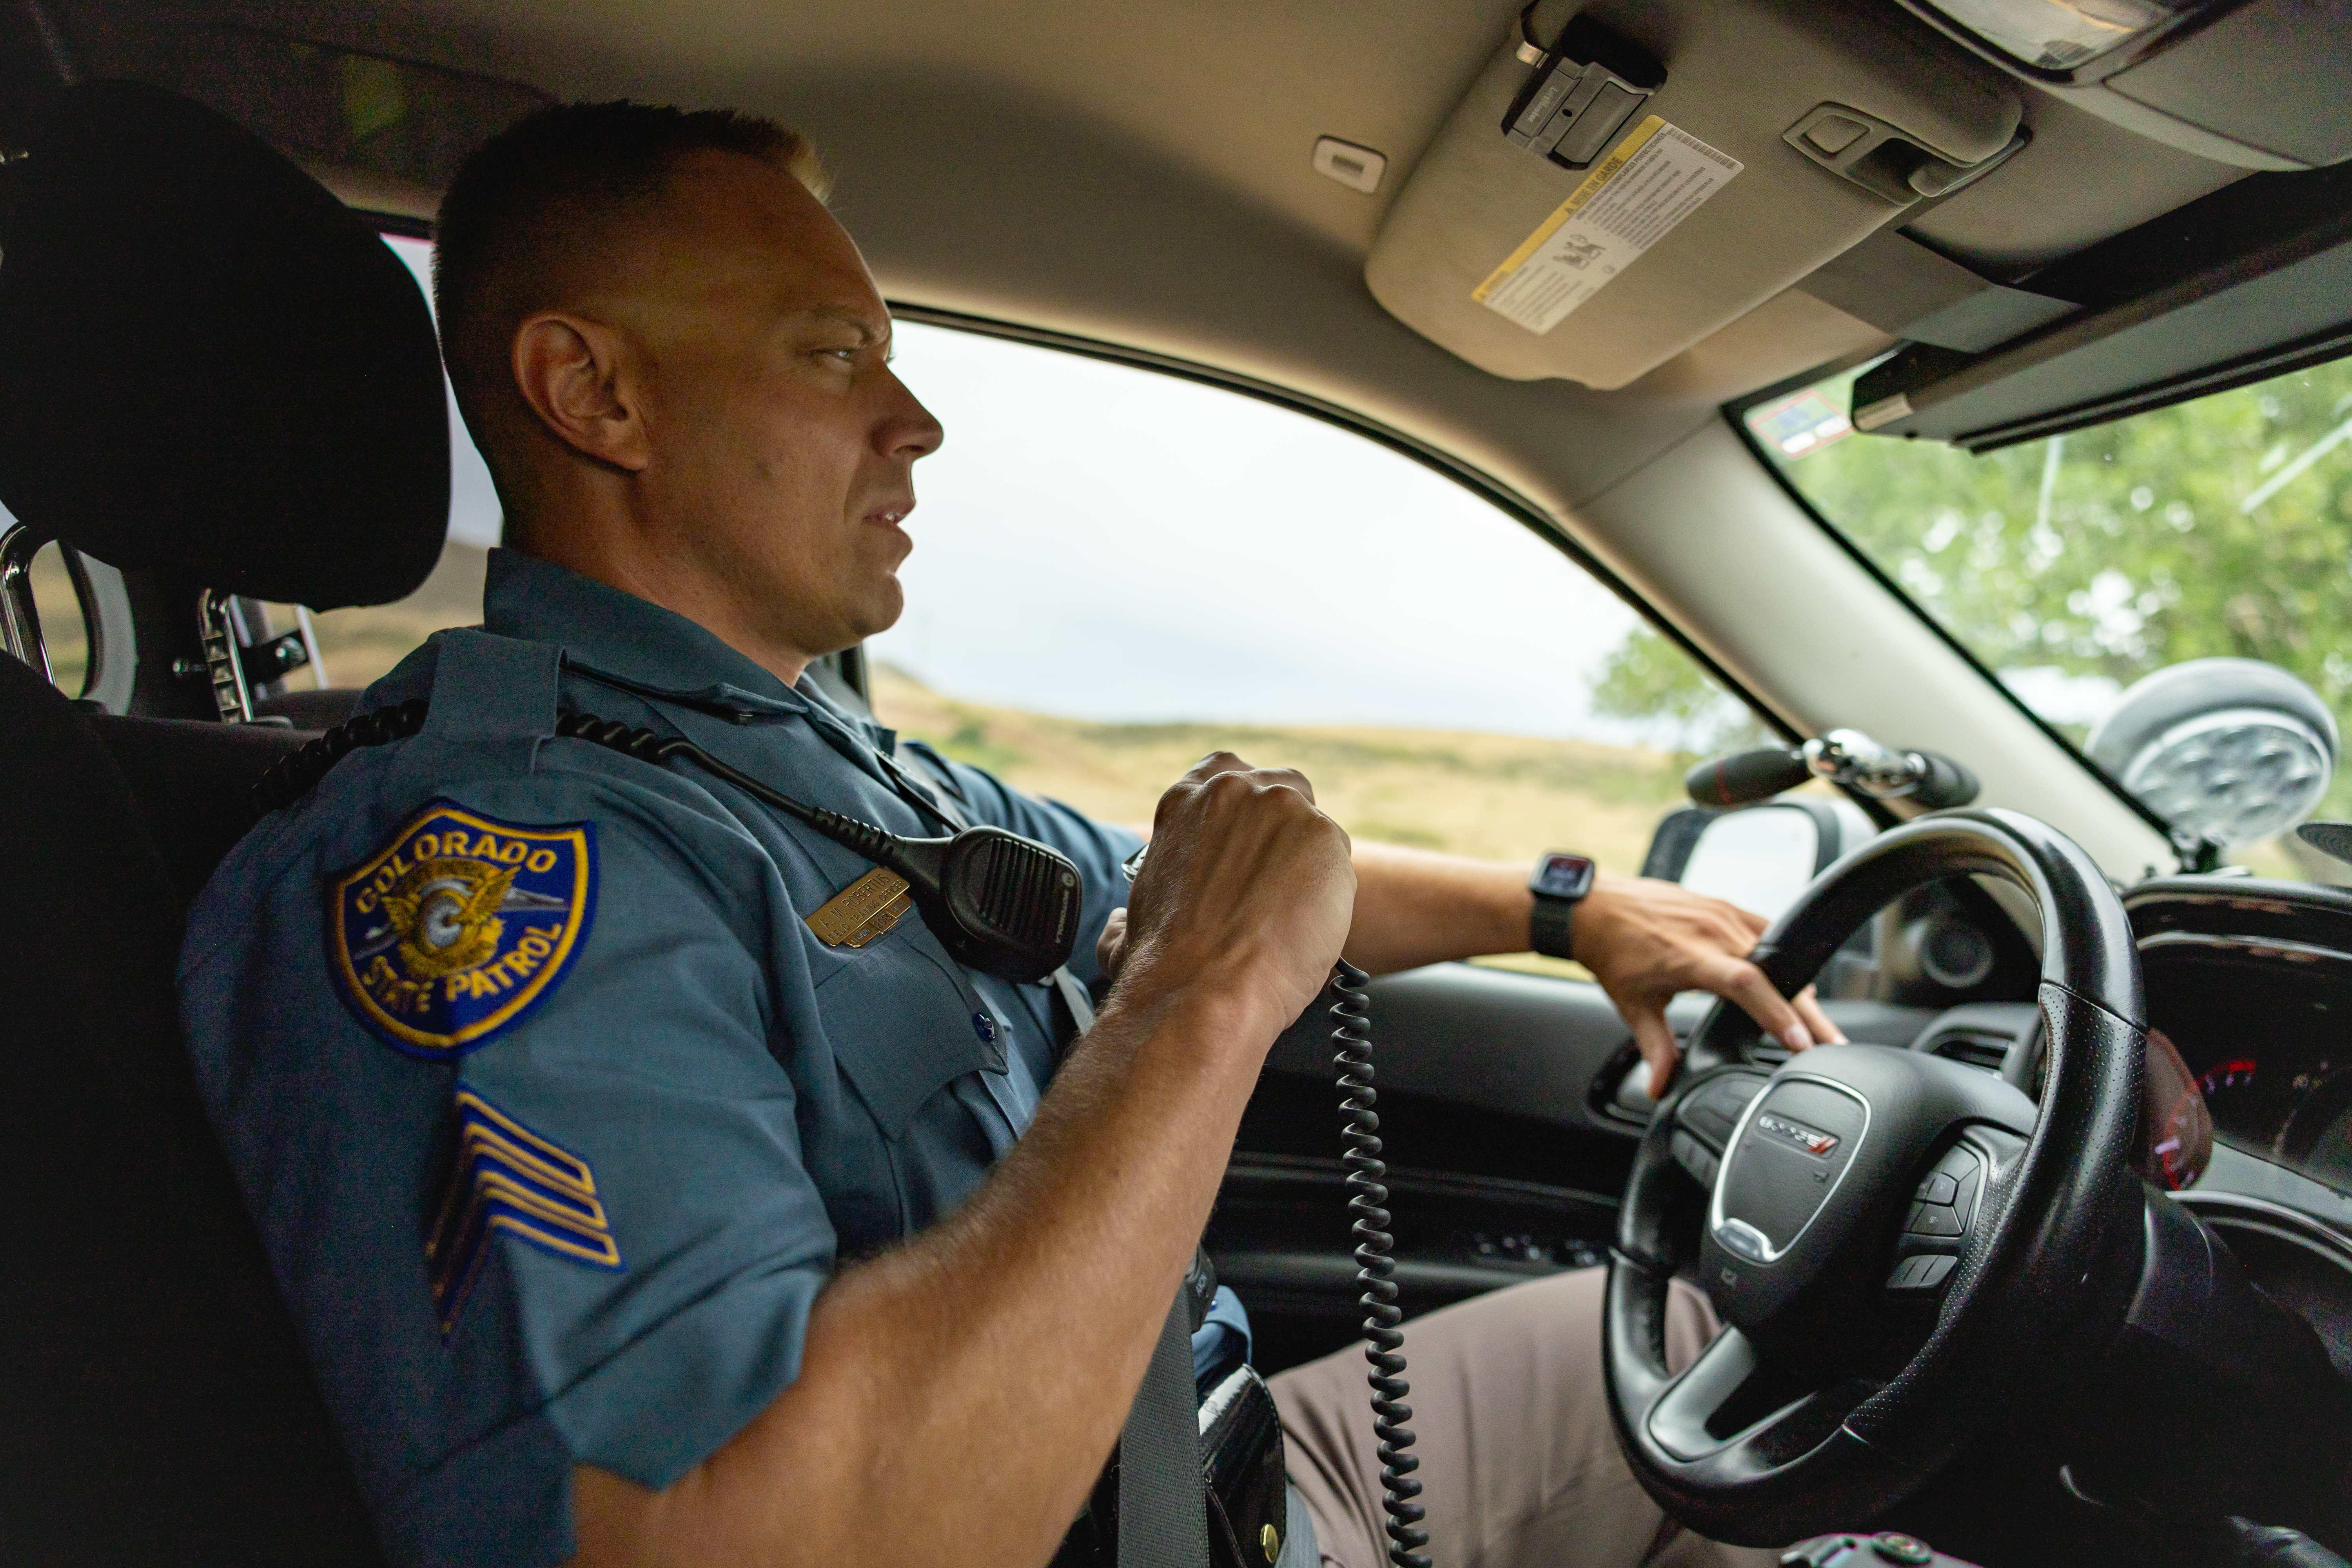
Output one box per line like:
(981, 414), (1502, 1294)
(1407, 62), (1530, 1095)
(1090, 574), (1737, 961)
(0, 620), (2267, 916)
(1474, 116), (1743, 336)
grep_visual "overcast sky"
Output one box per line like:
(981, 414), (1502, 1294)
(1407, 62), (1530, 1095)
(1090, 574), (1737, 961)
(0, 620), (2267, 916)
(870, 322), (1670, 741)
(388, 238), (1673, 744)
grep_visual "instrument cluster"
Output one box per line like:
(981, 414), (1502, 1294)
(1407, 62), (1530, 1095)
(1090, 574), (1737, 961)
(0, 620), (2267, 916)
(2130, 879), (2352, 1200)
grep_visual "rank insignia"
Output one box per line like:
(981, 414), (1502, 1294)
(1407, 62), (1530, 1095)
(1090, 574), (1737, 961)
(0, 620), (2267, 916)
(330, 801), (597, 1057)
(426, 1089), (622, 1334)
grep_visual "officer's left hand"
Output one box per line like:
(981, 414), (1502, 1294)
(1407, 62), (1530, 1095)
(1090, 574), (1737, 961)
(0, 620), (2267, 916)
(1573, 873), (1844, 1100)
(1097, 907), (1134, 982)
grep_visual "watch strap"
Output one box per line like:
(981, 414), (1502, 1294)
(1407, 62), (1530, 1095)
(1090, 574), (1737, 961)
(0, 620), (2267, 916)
(1528, 851), (1593, 961)
(1530, 894), (1577, 960)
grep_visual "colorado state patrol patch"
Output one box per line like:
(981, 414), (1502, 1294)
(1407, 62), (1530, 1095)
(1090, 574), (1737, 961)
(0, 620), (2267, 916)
(329, 801), (597, 1057)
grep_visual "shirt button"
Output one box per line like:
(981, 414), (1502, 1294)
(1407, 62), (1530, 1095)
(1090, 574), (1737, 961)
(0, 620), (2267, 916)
(972, 1011), (998, 1044)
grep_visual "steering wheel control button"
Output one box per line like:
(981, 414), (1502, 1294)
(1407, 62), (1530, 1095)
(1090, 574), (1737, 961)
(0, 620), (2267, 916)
(1953, 1172), (1982, 1228)
(1886, 1252), (1958, 1291)
(1907, 1200), (1964, 1237)
(1678, 1074), (1764, 1144)
(1670, 1130), (1720, 1187)
(1914, 1171), (1958, 1205)
(1930, 1145), (1981, 1184)
(1871, 1533), (1935, 1565)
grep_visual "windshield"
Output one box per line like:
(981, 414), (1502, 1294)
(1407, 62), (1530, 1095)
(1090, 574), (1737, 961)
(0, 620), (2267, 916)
(1748, 354), (2352, 885)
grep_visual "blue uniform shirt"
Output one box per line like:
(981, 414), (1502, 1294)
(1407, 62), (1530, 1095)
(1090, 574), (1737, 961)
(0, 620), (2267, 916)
(178, 550), (1237, 1566)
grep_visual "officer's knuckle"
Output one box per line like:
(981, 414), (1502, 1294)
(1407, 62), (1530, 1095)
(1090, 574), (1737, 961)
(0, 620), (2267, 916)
(1201, 769), (1256, 807)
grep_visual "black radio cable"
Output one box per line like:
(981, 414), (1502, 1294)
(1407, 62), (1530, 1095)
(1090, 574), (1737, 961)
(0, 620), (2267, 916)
(253, 703), (1082, 984)
(1330, 959), (1430, 1568)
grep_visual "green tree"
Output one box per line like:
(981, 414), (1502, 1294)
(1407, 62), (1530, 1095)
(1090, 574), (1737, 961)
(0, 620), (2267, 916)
(1589, 623), (1771, 754)
(1589, 354), (2352, 821)
(1786, 361), (2352, 711)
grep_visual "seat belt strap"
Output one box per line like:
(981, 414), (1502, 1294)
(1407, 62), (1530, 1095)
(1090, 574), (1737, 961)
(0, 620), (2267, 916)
(1053, 967), (1097, 1035)
(889, 740), (1197, 1565)
(1119, 1287), (1212, 1568)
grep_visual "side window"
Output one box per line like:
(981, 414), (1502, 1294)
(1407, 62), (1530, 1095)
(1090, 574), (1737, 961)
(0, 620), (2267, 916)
(869, 322), (1767, 968)
(253, 232), (501, 693)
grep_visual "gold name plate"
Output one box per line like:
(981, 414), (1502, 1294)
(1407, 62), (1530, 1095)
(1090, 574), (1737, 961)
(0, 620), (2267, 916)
(805, 866), (913, 949)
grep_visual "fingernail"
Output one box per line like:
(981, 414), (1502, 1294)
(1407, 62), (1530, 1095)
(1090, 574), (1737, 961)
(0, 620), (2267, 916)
(1780, 1024), (1814, 1052)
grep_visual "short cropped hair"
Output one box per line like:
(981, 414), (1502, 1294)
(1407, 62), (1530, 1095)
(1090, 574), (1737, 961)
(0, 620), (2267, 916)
(433, 100), (829, 403)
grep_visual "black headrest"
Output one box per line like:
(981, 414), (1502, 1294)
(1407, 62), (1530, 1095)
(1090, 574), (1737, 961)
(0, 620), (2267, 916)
(0, 80), (449, 609)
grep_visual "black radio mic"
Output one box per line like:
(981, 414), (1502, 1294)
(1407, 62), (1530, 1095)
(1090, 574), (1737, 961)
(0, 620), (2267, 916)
(554, 713), (1083, 984)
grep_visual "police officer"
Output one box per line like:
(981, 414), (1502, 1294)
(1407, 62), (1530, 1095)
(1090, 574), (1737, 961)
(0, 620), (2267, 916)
(180, 103), (1841, 1568)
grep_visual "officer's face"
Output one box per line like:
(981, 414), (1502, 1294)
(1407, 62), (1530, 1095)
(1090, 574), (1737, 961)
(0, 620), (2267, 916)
(618, 151), (944, 659)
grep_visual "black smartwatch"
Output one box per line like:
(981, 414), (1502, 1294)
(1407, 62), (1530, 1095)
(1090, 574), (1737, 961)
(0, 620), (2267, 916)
(1528, 851), (1596, 960)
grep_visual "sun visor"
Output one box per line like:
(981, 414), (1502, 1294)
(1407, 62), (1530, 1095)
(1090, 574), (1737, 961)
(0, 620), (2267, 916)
(1365, 1), (2021, 388)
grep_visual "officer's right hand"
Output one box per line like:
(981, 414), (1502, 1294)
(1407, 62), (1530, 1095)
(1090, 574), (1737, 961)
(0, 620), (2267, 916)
(1102, 751), (1354, 1034)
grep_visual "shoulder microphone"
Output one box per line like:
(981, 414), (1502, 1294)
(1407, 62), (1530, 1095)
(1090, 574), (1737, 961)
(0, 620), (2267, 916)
(555, 713), (1083, 984)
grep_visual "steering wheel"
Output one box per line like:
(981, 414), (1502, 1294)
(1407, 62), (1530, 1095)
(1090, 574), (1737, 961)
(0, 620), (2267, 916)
(1604, 809), (2150, 1545)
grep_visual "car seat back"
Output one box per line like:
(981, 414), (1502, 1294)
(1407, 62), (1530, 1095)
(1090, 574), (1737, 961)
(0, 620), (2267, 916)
(0, 654), (379, 1564)
(0, 79), (455, 1564)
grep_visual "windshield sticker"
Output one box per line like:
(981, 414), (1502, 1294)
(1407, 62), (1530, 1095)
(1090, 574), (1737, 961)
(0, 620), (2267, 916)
(1474, 116), (1743, 336)
(1748, 388), (1855, 459)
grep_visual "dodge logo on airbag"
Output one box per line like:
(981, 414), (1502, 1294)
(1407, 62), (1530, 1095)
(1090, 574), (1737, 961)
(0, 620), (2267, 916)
(1754, 1111), (1839, 1158)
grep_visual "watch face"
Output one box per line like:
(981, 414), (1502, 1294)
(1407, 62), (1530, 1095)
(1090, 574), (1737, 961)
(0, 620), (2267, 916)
(1533, 852), (1595, 900)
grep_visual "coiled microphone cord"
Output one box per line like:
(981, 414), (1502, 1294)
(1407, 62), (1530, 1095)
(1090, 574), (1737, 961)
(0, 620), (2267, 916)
(1330, 959), (1430, 1568)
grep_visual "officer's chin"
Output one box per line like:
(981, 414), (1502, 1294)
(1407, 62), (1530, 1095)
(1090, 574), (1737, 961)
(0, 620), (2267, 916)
(835, 575), (906, 648)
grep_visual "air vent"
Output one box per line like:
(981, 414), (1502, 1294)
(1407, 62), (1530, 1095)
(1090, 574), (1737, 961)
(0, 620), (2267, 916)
(1933, 1033), (2011, 1074)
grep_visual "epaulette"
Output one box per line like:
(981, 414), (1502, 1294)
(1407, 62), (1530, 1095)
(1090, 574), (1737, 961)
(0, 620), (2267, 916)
(250, 698), (429, 817)
(249, 702), (707, 821)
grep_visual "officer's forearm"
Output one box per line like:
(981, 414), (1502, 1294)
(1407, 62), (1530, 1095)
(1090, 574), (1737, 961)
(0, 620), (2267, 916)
(568, 977), (1286, 1568)
(1344, 839), (1537, 974)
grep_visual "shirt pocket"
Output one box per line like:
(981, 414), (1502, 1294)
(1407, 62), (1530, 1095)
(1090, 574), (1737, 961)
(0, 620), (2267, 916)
(811, 929), (995, 1143)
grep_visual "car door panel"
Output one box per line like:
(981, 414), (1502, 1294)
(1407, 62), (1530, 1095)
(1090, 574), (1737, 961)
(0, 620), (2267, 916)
(1216, 964), (1636, 1373)
(1214, 963), (1942, 1373)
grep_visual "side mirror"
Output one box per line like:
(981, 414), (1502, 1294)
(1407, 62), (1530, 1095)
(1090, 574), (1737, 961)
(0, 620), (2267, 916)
(1641, 798), (1873, 922)
(2085, 658), (2337, 847)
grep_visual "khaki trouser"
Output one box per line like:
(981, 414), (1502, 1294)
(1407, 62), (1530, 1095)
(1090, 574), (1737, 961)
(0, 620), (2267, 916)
(1271, 1267), (1779, 1568)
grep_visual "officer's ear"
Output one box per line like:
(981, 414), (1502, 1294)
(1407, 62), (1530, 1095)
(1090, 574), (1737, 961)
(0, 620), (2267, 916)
(510, 312), (650, 474)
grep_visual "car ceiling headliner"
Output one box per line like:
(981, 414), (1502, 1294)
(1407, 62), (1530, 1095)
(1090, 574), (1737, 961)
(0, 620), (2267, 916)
(125, 0), (2254, 517)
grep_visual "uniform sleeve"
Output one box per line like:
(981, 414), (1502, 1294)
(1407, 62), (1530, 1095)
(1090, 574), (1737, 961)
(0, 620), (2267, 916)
(332, 768), (840, 1564)
(902, 740), (1143, 991)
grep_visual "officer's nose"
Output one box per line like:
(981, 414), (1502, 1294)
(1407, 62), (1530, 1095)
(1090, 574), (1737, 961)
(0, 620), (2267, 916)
(879, 370), (944, 462)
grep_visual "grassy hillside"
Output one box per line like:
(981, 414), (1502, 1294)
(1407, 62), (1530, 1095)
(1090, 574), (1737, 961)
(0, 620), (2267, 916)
(870, 664), (1689, 877)
(300, 540), (490, 691)
(31, 537), (1692, 888)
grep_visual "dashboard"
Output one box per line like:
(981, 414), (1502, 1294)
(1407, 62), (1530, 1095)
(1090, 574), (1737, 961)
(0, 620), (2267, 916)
(2156, 953), (2351, 1190)
(1808, 874), (2352, 1228)
(2129, 879), (2352, 1207)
